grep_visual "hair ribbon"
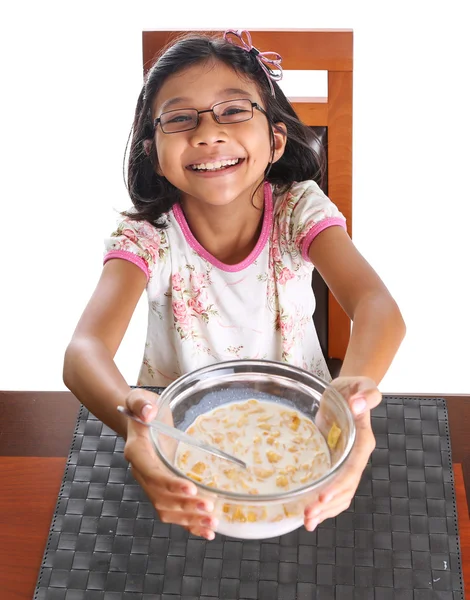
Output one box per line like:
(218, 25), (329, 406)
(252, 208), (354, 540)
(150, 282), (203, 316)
(224, 29), (283, 97)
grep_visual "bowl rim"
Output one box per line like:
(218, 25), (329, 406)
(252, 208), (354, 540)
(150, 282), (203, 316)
(151, 358), (356, 502)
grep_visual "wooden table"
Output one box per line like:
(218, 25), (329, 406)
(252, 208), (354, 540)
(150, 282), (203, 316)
(0, 391), (468, 599)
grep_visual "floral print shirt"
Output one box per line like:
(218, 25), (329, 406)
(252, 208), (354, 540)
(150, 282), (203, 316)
(104, 180), (346, 386)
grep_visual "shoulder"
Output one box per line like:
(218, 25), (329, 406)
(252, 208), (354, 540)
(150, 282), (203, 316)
(272, 180), (329, 214)
(284, 179), (324, 198)
(111, 213), (169, 241)
(105, 213), (172, 279)
(272, 179), (344, 223)
(270, 180), (347, 260)
(108, 212), (175, 255)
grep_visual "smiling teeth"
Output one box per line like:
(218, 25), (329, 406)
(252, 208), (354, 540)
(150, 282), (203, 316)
(191, 158), (240, 171)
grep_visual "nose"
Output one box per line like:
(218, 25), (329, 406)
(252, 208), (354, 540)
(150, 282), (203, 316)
(189, 112), (227, 146)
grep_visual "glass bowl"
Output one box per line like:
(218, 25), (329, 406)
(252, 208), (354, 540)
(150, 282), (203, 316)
(150, 359), (355, 540)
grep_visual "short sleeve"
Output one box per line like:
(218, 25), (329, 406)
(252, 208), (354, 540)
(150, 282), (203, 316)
(274, 180), (347, 261)
(103, 217), (166, 282)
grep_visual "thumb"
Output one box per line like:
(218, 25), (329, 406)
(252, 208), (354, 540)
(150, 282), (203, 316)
(349, 387), (382, 417)
(125, 388), (160, 422)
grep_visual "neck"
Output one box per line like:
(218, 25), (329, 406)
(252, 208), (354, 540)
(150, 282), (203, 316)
(180, 182), (267, 265)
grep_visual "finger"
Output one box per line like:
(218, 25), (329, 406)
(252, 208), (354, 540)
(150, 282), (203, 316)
(306, 489), (355, 519)
(132, 463), (197, 499)
(304, 517), (320, 532)
(317, 499), (352, 522)
(314, 463), (365, 506)
(310, 428), (374, 507)
(187, 520), (217, 540)
(125, 390), (176, 462)
(126, 388), (161, 422)
(305, 483), (359, 519)
(159, 509), (219, 531)
(189, 526), (216, 541)
(305, 499), (352, 529)
(149, 491), (215, 515)
(160, 512), (217, 541)
(126, 438), (197, 497)
(330, 376), (382, 416)
(167, 521), (215, 541)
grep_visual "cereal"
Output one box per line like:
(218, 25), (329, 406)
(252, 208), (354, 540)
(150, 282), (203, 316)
(174, 398), (331, 525)
(289, 415), (301, 431)
(178, 450), (191, 466)
(327, 422), (342, 450)
(254, 467), (275, 479)
(224, 468), (238, 480)
(233, 507), (247, 522)
(192, 462), (206, 474)
(266, 451), (282, 464)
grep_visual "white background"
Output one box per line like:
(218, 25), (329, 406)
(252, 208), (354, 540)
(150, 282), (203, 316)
(1, 1), (468, 394)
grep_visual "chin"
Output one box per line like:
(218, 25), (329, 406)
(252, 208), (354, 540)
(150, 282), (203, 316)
(180, 181), (247, 206)
(197, 192), (241, 207)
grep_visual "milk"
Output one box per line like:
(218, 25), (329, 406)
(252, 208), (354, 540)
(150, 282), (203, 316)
(174, 398), (331, 534)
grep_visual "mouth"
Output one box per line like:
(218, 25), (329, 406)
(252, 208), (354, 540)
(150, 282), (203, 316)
(187, 158), (244, 173)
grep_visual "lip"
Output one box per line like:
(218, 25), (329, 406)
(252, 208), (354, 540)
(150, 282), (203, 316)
(186, 156), (243, 168)
(186, 158), (245, 178)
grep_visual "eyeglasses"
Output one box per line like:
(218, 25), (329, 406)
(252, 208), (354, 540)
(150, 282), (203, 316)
(154, 98), (267, 134)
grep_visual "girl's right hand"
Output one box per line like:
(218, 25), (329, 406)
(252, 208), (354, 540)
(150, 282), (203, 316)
(123, 388), (218, 540)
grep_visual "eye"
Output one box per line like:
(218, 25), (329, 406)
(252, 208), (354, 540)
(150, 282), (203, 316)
(217, 100), (253, 122)
(165, 112), (194, 124)
(221, 104), (250, 117)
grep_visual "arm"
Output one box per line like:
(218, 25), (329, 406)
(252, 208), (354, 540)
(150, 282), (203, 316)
(63, 258), (217, 539)
(63, 259), (147, 438)
(303, 225), (405, 530)
(308, 226), (406, 384)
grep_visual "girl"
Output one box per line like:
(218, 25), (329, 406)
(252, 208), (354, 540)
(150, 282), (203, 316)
(63, 30), (405, 541)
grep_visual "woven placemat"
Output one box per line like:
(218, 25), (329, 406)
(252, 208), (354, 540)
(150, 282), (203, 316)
(34, 396), (464, 599)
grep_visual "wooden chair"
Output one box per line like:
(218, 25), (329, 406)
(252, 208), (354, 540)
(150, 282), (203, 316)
(142, 30), (353, 374)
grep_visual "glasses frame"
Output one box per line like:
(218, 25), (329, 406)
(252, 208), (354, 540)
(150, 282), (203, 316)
(154, 99), (267, 134)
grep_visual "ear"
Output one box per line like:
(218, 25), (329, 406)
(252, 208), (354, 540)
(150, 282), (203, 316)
(143, 139), (153, 156)
(271, 122), (287, 163)
(143, 138), (164, 176)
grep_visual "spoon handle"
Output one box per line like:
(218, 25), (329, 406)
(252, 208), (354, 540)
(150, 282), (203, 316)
(117, 406), (247, 469)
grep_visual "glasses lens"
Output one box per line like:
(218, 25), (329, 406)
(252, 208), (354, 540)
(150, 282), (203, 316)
(214, 99), (253, 124)
(160, 109), (198, 133)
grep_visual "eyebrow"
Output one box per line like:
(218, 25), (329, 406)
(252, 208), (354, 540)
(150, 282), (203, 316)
(159, 88), (254, 112)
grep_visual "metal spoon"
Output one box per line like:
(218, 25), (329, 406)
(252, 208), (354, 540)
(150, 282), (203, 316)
(117, 406), (247, 469)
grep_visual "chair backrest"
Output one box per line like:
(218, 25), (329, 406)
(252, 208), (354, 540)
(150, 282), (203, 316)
(142, 29), (353, 364)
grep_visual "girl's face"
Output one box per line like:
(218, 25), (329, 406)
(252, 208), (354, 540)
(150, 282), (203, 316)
(152, 60), (286, 208)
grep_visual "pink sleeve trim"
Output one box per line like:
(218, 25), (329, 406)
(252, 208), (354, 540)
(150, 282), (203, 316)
(301, 217), (347, 261)
(103, 250), (150, 281)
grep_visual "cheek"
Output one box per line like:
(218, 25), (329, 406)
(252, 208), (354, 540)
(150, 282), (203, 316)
(253, 122), (274, 159)
(235, 121), (271, 163)
(155, 137), (181, 174)
(251, 131), (273, 166)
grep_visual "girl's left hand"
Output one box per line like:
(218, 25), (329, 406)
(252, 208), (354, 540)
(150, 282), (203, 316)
(303, 376), (381, 531)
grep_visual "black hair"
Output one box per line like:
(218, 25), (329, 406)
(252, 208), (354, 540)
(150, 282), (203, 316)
(124, 33), (326, 227)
